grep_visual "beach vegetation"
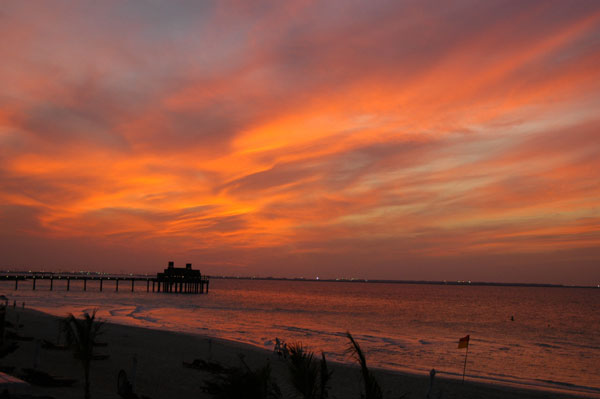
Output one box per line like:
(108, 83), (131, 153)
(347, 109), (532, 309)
(345, 332), (383, 399)
(62, 309), (105, 399)
(318, 351), (332, 399)
(286, 342), (332, 399)
(202, 355), (282, 399)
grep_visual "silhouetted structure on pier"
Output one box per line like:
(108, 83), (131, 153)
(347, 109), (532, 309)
(1, 261), (209, 294)
(156, 261), (207, 294)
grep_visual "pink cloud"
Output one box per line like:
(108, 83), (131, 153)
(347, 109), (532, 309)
(1, 1), (599, 284)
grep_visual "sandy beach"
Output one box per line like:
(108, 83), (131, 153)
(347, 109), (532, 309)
(0, 307), (594, 399)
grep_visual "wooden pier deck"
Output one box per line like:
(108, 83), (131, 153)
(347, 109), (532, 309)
(0, 265), (209, 294)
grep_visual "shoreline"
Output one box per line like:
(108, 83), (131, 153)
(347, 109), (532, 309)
(30, 305), (600, 398)
(0, 307), (596, 398)
(37, 305), (600, 398)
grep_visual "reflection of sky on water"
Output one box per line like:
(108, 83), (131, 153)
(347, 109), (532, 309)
(2, 279), (598, 395)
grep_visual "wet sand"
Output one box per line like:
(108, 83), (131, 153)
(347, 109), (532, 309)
(0, 308), (593, 399)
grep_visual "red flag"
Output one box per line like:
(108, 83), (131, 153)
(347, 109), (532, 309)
(458, 335), (469, 349)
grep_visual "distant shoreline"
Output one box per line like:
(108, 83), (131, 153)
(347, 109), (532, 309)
(0, 269), (597, 289)
(211, 275), (599, 289)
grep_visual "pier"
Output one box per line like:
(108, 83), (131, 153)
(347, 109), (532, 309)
(0, 261), (209, 294)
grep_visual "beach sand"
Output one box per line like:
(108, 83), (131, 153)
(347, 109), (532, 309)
(0, 307), (592, 399)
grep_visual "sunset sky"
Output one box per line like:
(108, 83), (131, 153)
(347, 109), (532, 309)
(1, 1), (599, 284)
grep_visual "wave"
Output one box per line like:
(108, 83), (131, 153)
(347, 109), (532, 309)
(433, 369), (600, 396)
(127, 306), (159, 324)
(534, 342), (560, 349)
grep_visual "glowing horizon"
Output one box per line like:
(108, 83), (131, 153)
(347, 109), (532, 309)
(1, 1), (599, 284)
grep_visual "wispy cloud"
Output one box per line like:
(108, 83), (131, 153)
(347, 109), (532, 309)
(1, 0), (599, 283)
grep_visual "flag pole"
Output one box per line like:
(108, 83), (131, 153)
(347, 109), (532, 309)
(462, 343), (469, 384)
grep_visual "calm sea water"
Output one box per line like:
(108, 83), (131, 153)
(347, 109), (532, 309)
(1, 279), (598, 396)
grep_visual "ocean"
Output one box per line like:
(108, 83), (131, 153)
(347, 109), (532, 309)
(1, 278), (598, 397)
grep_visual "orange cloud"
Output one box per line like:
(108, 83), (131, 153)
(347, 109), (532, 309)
(1, 1), (599, 284)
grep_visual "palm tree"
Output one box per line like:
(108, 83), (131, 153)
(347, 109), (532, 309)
(318, 352), (332, 399)
(345, 332), (383, 399)
(287, 342), (332, 399)
(62, 309), (104, 399)
(202, 354), (282, 399)
(287, 342), (318, 399)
